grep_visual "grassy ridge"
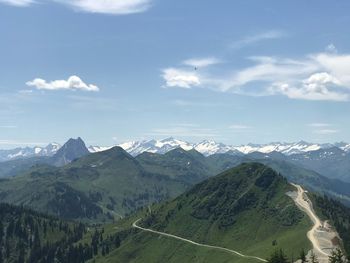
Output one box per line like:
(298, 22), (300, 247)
(88, 163), (312, 262)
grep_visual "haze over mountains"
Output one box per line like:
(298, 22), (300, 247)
(1, 137), (349, 162)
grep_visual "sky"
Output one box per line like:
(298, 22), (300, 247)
(0, 0), (349, 148)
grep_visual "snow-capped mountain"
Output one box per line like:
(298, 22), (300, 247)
(193, 140), (232, 155)
(1, 138), (348, 161)
(233, 141), (333, 155)
(114, 138), (341, 157)
(88, 145), (114, 153)
(334, 142), (350, 152)
(0, 143), (61, 162)
(118, 138), (193, 156)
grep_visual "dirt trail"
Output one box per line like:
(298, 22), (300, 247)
(290, 183), (339, 263)
(132, 219), (267, 262)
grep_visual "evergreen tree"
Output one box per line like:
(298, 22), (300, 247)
(309, 251), (319, 263)
(329, 248), (347, 263)
(300, 249), (308, 263)
(267, 249), (289, 263)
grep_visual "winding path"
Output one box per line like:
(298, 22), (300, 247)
(290, 184), (330, 257)
(132, 219), (267, 262)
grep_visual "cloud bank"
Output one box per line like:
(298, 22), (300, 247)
(26, 75), (99, 92)
(0, 0), (34, 6)
(162, 51), (350, 101)
(55, 0), (152, 15)
(0, 0), (152, 14)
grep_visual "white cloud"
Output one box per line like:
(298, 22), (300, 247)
(308, 123), (331, 128)
(147, 126), (218, 138)
(313, 129), (339, 135)
(183, 57), (221, 68)
(229, 124), (251, 130)
(0, 139), (46, 146)
(270, 72), (348, 101)
(163, 52), (350, 101)
(230, 30), (286, 49)
(0, 125), (17, 129)
(0, 0), (34, 6)
(26, 75), (99, 92)
(55, 0), (152, 15)
(162, 68), (200, 89)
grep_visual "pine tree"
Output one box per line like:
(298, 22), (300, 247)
(309, 251), (319, 263)
(267, 249), (290, 263)
(329, 248), (347, 263)
(300, 249), (308, 263)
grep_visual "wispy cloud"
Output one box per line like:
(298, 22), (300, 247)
(0, 0), (35, 7)
(162, 68), (200, 89)
(230, 30), (286, 49)
(0, 139), (46, 146)
(313, 129), (339, 135)
(308, 123), (331, 128)
(54, 0), (152, 15)
(162, 52), (350, 101)
(26, 75), (99, 92)
(229, 124), (252, 131)
(0, 125), (17, 129)
(146, 124), (218, 138)
(0, 0), (152, 15)
(183, 57), (221, 68)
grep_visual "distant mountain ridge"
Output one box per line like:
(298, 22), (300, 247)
(1, 137), (349, 162)
(89, 137), (350, 157)
(0, 143), (60, 162)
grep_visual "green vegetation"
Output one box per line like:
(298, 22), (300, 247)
(85, 163), (312, 262)
(0, 203), (87, 263)
(0, 147), (187, 222)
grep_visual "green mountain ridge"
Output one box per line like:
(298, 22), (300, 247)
(93, 163), (312, 263)
(0, 146), (350, 224)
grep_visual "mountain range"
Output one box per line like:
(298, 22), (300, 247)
(0, 137), (350, 223)
(0, 142), (60, 162)
(1, 162), (349, 262)
(0, 139), (349, 262)
(2, 138), (349, 163)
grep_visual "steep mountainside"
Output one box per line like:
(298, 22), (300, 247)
(135, 148), (216, 184)
(289, 147), (350, 182)
(51, 137), (90, 166)
(1, 146), (349, 224)
(0, 147), (187, 222)
(89, 163), (312, 263)
(0, 203), (87, 263)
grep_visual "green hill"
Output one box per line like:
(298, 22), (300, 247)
(1, 146), (349, 224)
(0, 203), (88, 263)
(88, 163), (312, 263)
(0, 147), (187, 222)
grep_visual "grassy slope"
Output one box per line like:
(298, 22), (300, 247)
(0, 148), (187, 222)
(88, 163), (312, 263)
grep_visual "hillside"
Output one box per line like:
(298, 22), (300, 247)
(1, 145), (350, 224)
(0, 147), (188, 222)
(0, 203), (87, 263)
(89, 163), (312, 262)
(289, 147), (350, 183)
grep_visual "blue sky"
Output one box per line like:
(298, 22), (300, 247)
(0, 0), (349, 147)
